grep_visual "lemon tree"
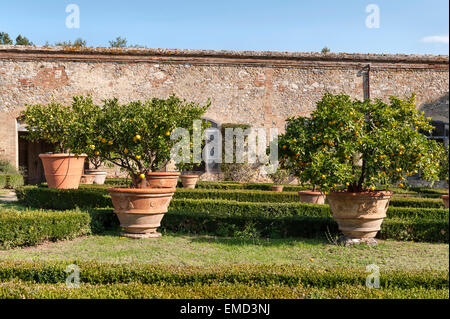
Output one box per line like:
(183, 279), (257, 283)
(278, 93), (442, 193)
(93, 95), (209, 187)
(22, 97), (98, 155)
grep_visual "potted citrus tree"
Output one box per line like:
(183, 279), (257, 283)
(278, 116), (326, 204)
(21, 98), (93, 189)
(281, 93), (441, 243)
(268, 168), (290, 192)
(94, 95), (209, 238)
(175, 120), (210, 188)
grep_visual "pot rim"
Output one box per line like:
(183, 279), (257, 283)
(39, 153), (87, 158)
(442, 194), (449, 199)
(107, 187), (176, 194)
(328, 190), (393, 197)
(147, 172), (181, 176)
(181, 174), (200, 178)
(298, 190), (325, 195)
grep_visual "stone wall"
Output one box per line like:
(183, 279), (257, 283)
(0, 45), (448, 171)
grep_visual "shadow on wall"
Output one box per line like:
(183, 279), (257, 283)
(419, 94), (449, 123)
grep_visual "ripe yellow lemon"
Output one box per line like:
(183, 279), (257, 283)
(124, 148), (129, 154)
(94, 151), (100, 156)
(165, 131), (171, 136)
(89, 144), (95, 150)
(139, 173), (145, 179)
(108, 140), (113, 145)
(135, 135), (141, 141)
(101, 138), (107, 143)
(135, 155), (141, 160)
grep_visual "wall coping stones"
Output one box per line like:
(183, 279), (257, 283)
(0, 45), (448, 70)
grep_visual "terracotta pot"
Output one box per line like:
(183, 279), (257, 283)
(442, 195), (449, 209)
(180, 174), (199, 189)
(108, 187), (176, 239)
(271, 185), (284, 192)
(146, 172), (180, 188)
(327, 190), (393, 239)
(80, 174), (95, 184)
(298, 190), (326, 204)
(39, 153), (87, 189)
(84, 169), (107, 185)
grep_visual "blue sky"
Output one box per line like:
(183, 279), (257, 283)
(1, 0), (448, 54)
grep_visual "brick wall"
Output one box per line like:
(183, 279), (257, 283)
(0, 45), (448, 169)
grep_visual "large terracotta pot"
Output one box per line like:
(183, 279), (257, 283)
(180, 174), (199, 189)
(271, 185), (284, 192)
(84, 169), (107, 185)
(298, 190), (326, 204)
(442, 195), (449, 209)
(108, 187), (176, 239)
(146, 172), (180, 188)
(39, 153), (87, 189)
(327, 190), (393, 239)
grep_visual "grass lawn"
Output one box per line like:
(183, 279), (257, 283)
(0, 231), (448, 271)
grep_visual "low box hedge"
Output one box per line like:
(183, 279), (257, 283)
(175, 188), (444, 208)
(1, 280), (447, 299)
(0, 208), (91, 249)
(0, 261), (447, 290)
(88, 208), (448, 242)
(16, 185), (448, 214)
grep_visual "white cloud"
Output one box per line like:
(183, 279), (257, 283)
(421, 35), (449, 44)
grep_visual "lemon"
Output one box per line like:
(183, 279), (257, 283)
(94, 151), (100, 156)
(108, 140), (113, 145)
(135, 135), (141, 141)
(139, 173), (145, 179)
(135, 155), (141, 160)
(101, 138), (107, 143)
(124, 148), (129, 154)
(89, 144), (95, 150)
(165, 131), (171, 136)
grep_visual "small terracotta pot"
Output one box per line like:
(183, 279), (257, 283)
(108, 187), (176, 239)
(327, 190), (393, 239)
(180, 175), (199, 189)
(442, 195), (449, 209)
(271, 185), (284, 192)
(298, 190), (326, 204)
(80, 174), (96, 184)
(39, 153), (87, 189)
(84, 169), (107, 185)
(146, 172), (180, 188)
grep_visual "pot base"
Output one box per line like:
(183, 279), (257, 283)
(337, 235), (378, 247)
(120, 231), (162, 239)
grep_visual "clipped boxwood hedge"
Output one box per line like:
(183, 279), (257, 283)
(1, 280), (447, 299)
(15, 186), (449, 242)
(87, 208), (448, 242)
(0, 208), (91, 249)
(0, 261), (447, 289)
(16, 185), (448, 213)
